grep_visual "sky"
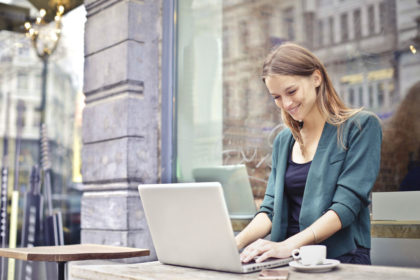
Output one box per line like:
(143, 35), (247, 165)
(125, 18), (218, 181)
(59, 5), (86, 92)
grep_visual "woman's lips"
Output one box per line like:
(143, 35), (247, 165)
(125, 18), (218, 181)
(287, 104), (300, 115)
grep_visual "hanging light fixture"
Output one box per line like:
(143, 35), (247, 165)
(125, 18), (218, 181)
(22, 4), (66, 165)
(23, 5), (64, 58)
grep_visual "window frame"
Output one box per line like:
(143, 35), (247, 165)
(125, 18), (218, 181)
(161, 0), (177, 183)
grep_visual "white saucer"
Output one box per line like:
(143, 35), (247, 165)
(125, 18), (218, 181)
(289, 259), (340, 273)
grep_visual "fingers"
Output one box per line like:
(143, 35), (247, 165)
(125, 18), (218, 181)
(255, 250), (273, 263)
(260, 243), (294, 263)
(240, 239), (271, 263)
(241, 247), (262, 263)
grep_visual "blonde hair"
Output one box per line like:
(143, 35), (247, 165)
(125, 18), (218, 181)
(262, 43), (362, 151)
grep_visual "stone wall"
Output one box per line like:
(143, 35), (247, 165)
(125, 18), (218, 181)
(81, 0), (162, 261)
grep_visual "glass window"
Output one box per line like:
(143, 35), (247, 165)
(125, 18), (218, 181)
(354, 9), (361, 39)
(349, 88), (355, 106)
(341, 13), (349, 42)
(16, 101), (26, 128)
(318, 19), (324, 47)
(283, 8), (295, 41)
(34, 73), (42, 93)
(18, 46), (29, 57)
(260, 9), (271, 49)
(0, 5), (86, 250)
(17, 72), (28, 90)
(329, 17), (334, 44)
(239, 20), (249, 53)
(368, 5), (375, 35)
(388, 81), (395, 101)
(358, 86), (363, 107)
(377, 82), (384, 107)
(379, 2), (386, 34)
(175, 0), (420, 206)
(368, 85), (373, 108)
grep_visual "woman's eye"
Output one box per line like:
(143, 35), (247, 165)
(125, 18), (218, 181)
(273, 96), (280, 100)
(287, 90), (296, 95)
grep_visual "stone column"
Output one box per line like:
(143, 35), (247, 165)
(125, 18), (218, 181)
(81, 0), (162, 261)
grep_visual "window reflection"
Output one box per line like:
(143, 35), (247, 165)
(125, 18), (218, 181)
(0, 5), (85, 245)
(340, 13), (348, 42)
(368, 5), (375, 35)
(176, 0), (420, 203)
(354, 9), (361, 40)
(328, 17), (334, 45)
(376, 82), (420, 192)
(283, 7), (295, 41)
(17, 72), (28, 90)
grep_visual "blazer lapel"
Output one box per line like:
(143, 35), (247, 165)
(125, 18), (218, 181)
(300, 122), (336, 227)
(272, 132), (294, 240)
(274, 132), (294, 198)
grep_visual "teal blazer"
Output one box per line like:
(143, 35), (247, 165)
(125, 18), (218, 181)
(258, 111), (382, 258)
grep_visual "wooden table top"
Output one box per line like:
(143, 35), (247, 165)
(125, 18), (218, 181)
(0, 244), (149, 262)
(70, 261), (420, 280)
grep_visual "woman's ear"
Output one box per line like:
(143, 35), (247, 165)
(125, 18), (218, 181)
(313, 70), (322, 87)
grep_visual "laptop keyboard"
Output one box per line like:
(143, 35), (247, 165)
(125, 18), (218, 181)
(242, 257), (286, 265)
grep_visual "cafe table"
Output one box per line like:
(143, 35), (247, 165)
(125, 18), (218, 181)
(70, 260), (420, 280)
(0, 244), (149, 280)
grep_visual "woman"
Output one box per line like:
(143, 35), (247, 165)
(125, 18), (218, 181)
(236, 43), (382, 265)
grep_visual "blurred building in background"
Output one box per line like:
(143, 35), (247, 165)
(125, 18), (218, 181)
(0, 0), (83, 244)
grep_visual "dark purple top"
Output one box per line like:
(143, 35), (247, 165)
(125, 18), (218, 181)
(284, 151), (311, 238)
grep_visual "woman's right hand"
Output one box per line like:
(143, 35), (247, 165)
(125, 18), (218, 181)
(240, 238), (293, 263)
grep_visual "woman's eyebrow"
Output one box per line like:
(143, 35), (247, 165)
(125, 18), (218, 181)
(271, 85), (296, 96)
(283, 85), (296, 92)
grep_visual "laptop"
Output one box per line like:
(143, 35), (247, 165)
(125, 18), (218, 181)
(192, 165), (257, 219)
(138, 182), (292, 273)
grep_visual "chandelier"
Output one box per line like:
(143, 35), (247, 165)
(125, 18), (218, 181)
(23, 5), (65, 59)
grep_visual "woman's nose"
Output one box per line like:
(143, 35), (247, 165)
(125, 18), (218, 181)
(283, 97), (293, 108)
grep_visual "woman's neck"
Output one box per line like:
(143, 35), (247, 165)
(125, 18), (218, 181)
(300, 107), (326, 142)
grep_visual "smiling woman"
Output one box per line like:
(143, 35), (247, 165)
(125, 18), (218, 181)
(261, 43), (363, 157)
(235, 43), (382, 265)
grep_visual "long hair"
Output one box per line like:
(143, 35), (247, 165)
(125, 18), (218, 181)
(262, 43), (362, 150)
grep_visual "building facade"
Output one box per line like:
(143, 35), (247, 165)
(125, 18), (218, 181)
(0, 29), (76, 241)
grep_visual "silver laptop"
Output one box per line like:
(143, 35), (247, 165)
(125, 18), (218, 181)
(192, 165), (257, 219)
(138, 182), (292, 273)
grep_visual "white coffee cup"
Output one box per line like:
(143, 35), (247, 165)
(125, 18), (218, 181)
(291, 245), (326, 266)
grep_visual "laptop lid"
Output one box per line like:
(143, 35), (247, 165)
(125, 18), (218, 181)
(138, 182), (245, 272)
(192, 165), (257, 219)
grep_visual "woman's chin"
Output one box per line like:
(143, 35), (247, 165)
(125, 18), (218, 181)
(289, 115), (302, 122)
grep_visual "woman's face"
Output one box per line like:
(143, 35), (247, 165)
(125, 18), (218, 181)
(265, 72), (321, 122)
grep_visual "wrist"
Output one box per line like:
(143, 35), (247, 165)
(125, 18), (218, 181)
(309, 227), (318, 244)
(235, 235), (245, 250)
(282, 238), (297, 256)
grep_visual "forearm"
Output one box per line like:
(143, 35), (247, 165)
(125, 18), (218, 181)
(235, 212), (272, 250)
(240, 210), (342, 263)
(284, 210), (342, 251)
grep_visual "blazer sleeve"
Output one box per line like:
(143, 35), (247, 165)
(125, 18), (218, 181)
(257, 132), (282, 221)
(328, 114), (382, 228)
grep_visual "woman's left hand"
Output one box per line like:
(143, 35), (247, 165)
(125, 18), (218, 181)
(240, 238), (293, 263)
